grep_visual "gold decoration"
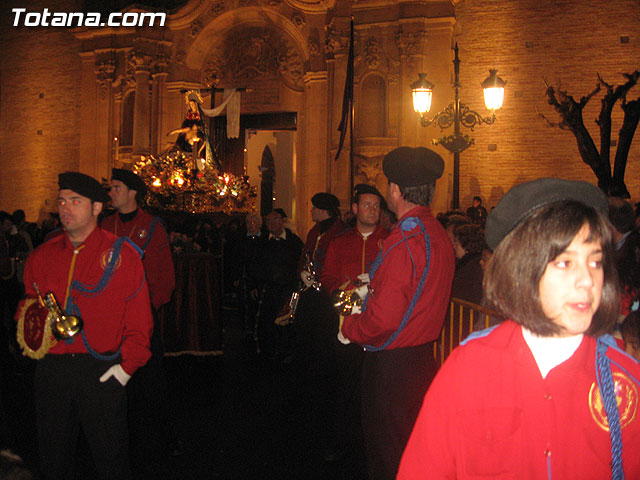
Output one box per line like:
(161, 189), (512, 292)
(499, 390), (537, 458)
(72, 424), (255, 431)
(133, 151), (256, 214)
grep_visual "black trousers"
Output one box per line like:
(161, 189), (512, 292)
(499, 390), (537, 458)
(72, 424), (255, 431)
(360, 343), (436, 480)
(35, 354), (130, 480)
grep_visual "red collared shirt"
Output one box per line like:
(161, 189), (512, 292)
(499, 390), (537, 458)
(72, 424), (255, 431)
(23, 226), (153, 374)
(341, 206), (454, 349)
(101, 208), (175, 309)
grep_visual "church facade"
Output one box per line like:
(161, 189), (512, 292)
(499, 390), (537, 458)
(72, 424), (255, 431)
(1, 0), (639, 234)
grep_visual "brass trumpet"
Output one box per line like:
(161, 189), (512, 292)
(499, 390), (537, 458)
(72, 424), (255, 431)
(33, 283), (83, 340)
(331, 279), (366, 317)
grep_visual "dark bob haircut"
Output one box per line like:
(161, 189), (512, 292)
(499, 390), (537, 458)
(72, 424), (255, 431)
(483, 200), (619, 337)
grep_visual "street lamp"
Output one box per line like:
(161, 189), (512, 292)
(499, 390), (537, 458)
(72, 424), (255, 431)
(411, 43), (505, 209)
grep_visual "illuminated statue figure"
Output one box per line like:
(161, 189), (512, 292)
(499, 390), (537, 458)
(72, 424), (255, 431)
(166, 90), (220, 171)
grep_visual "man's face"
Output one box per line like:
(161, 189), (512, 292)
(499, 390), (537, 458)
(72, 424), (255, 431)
(310, 206), (325, 223)
(109, 180), (135, 211)
(58, 189), (101, 240)
(352, 193), (381, 229)
(246, 215), (261, 235)
(473, 199), (481, 208)
(265, 212), (284, 236)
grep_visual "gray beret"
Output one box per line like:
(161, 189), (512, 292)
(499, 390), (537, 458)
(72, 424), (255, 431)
(485, 178), (608, 250)
(383, 147), (445, 187)
(58, 172), (110, 203)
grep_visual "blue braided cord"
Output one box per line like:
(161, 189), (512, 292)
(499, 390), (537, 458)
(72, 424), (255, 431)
(62, 237), (127, 361)
(596, 338), (625, 480)
(123, 237), (143, 258)
(139, 216), (159, 253)
(66, 299), (120, 361)
(126, 275), (146, 302)
(460, 325), (499, 346)
(362, 220), (421, 314)
(363, 217), (430, 352)
(632, 300), (639, 312)
(400, 228), (417, 278)
(71, 237), (126, 297)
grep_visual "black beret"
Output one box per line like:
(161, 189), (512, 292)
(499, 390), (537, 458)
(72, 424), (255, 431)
(311, 192), (340, 212)
(383, 147), (445, 187)
(353, 183), (383, 201)
(111, 168), (146, 195)
(485, 178), (608, 250)
(58, 172), (110, 203)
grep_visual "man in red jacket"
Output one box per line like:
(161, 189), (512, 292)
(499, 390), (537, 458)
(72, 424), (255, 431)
(102, 168), (181, 464)
(19, 172), (153, 480)
(319, 183), (389, 467)
(340, 147), (455, 480)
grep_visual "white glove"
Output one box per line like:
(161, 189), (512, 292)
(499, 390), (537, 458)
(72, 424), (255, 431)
(354, 284), (368, 301)
(356, 273), (370, 284)
(300, 270), (314, 288)
(99, 364), (131, 387)
(337, 330), (351, 345)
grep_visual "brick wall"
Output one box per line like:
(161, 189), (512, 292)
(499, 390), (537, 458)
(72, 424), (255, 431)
(0, 0), (82, 223)
(453, 0), (640, 210)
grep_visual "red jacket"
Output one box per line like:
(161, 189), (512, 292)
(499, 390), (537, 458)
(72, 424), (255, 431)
(101, 208), (175, 309)
(301, 216), (344, 275)
(341, 206), (454, 349)
(22, 226), (153, 374)
(399, 320), (640, 479)
(320, 225), (389, 295)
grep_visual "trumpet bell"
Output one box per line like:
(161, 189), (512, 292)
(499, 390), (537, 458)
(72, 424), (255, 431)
(51, 314), (83, 340)
(331, 289), (362, 317)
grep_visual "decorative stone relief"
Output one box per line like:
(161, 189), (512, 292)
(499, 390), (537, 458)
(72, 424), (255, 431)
(128, 49), (154, 73)
(95, 51), (116, 100)
(363, 37), (382, 70)
(153, 51), (170, 74)
(396, 30), (427, 56)
(190, 21), (202, 38)
(324, 19), (348, 57)
(211, 1), (225, 16)
(308, 38), (320, 56)
(202, 26), (305, 91)
(291, 11), (305, 28)
(355, 155), (386, 193)
(284, 0), (334, 13)
(175, 49), (186, 65)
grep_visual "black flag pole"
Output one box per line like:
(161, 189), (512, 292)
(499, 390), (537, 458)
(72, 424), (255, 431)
(335, 17), (355, 192)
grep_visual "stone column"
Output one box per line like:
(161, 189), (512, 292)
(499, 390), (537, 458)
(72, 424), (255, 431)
(130, 51), (153, 157)
(301, 71), (328, 235)
(94, 51), (116, 179)
(151, 46), (170, 156)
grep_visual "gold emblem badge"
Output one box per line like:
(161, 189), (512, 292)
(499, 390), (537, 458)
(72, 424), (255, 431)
(100, 248), (122, 271)
(16, 297), (57, 359)
(589, 372), (638, 431)
(137, 228), (147, 239)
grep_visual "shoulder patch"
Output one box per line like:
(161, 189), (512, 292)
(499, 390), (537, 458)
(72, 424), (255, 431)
(460, 325), (499, 346)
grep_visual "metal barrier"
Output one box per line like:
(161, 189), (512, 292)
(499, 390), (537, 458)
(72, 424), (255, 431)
(434, 297), (505, 366)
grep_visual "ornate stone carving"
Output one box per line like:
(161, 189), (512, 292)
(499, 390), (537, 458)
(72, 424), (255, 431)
(324, 19), (348, 57)
(190, 20), (202, 38)
(291, 11), (306, 28)
(175, 49), (186, 65)
(95, 51), (116, 100)
(396, 31), (427, 56)
(128, 49), (154, 73)
(202, 26), (305, 91)
(284, 0), (334, 13)
(308, 38), (320, 56)
(211, 1), (225, 16)
(363, 37), (382, 70)
(153, 51), (170, 74)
